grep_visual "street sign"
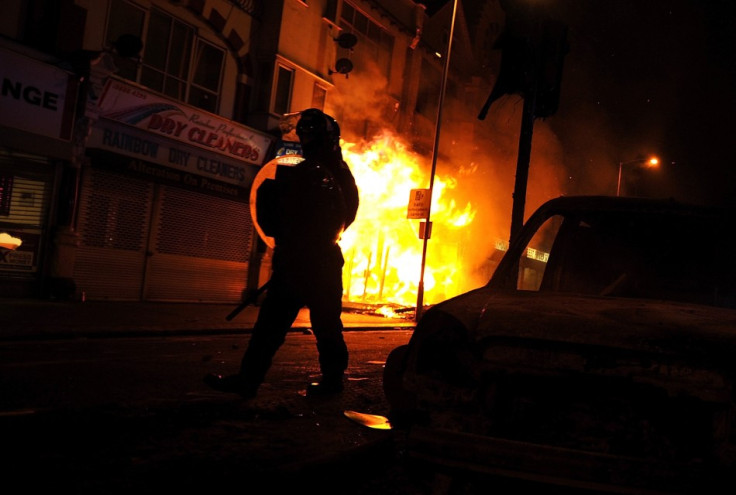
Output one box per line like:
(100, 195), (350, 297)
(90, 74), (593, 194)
(407, 188), (430, 219)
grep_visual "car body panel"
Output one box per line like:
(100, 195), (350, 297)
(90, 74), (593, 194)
(385, 196), (736, 493)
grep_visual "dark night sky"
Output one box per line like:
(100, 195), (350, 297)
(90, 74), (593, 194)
(547, 0), (736, 206)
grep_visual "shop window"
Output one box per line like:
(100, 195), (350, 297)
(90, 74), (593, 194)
(106, 0), (225, 113)
(0, 176), (47, 227)
(0, 175), (12, 216)
(273, 65), (294, 115)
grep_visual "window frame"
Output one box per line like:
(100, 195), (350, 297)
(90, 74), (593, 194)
(105, 0), (226, 113)
(271, 64), (295, 116)
(339, 1), (394, 78)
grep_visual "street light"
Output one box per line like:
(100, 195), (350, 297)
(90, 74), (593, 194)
(415, 0), (459, 321)
(617, 156), (659, 196)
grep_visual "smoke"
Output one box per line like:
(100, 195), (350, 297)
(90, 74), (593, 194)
(433, 93), (567, 289)
(329, 59), (569, 301)
(328, 59), (396, 140)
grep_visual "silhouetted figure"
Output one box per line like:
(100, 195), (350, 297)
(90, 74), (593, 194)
(205, 108), (359, 398)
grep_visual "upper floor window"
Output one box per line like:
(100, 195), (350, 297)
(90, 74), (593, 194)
(340, 2), (394, 78)
(106, 0), (225, 113)
(272, 65), (294, 115)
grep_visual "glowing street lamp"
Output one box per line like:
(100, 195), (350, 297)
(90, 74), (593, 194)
(617, 156), (659, 196)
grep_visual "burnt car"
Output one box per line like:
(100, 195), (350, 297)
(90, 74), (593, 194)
(383, 195), (736, 493)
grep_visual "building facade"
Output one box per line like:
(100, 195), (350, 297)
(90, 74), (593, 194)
(1, 0), (503, 302)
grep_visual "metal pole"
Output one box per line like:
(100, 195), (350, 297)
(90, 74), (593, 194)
(509, 84), (537, 243)
(617, 158), (654, 196)
(416, 0), (458, 321)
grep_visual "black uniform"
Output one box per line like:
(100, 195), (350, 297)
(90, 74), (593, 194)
(205, 109), (359, 398)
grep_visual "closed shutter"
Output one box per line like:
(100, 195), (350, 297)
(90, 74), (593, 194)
(0, 153), (54, 290)
(143, 186), (251, 302)
(74, 169), (152, 300)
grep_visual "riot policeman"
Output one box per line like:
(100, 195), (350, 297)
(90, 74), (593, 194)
(205, 109), (359, 398)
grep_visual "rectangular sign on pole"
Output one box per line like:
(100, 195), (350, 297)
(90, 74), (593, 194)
(407, 188), (430, 219)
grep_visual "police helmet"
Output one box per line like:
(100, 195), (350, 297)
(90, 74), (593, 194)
(296, 108), (341, 151)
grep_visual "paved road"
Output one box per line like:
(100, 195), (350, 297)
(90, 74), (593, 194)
(1, 330), (426, 493)
(1, 322), (636, 494)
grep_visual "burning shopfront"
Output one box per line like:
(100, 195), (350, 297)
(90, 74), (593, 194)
(1, 4), (484, 306)
(2, 1), (561, 309)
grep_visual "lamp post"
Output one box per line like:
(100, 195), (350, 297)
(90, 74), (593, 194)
(415, 0), (458, 321)
(617, 156), (659, 196)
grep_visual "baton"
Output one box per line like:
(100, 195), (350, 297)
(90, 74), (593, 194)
(225, 281), (270, 321)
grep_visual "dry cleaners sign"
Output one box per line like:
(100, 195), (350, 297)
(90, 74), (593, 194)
(94, 78), (273, 166)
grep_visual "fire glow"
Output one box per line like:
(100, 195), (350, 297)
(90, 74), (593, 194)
(0, 232), (22, 250)
(338, 130), (479, 310)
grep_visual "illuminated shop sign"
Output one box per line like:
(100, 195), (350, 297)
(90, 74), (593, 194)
(0, 46), (77, 141)
(0, 230), (39, 273)
(87, 120), (257, 191)
(94, 78), (273, 166)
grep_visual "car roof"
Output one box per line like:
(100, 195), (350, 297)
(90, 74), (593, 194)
(490, 195), (736, 291)
(528, 195), (732, 218)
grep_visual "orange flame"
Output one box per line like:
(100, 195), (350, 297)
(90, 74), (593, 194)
(338, 130), (478, 309)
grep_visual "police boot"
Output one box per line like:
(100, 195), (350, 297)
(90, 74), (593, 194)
(306, 375), (344, 397)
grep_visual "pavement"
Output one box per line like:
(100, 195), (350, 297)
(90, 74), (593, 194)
(0, 297), (416, 340)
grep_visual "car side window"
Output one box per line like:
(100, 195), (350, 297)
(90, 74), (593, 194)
(516, 215), (562, 291)
(534, 215), (642, 296)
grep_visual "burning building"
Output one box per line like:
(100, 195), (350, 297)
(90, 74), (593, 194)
(1, 0), (566, 309)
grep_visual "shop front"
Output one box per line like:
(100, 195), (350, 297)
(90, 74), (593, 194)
(0, 42), (79, 298)
(77, 78), (274, 302)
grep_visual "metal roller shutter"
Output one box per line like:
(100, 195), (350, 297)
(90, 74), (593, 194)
(143, 186), (251, 302)
(74, 169), (152, 300)
(0, 153), (55, 296)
